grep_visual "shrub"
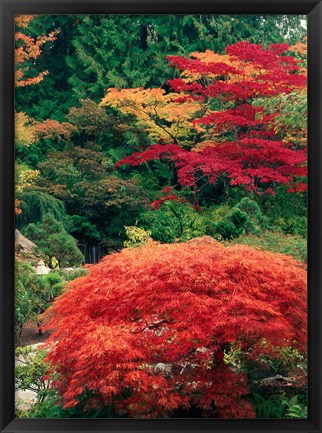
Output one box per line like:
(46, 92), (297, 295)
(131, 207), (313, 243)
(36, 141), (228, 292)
(123, 226), (152, 248)
(140, 201), (204, 243)
(15, 261), (37, 344)
(229, 231), (307, 263)
(43, 238), (306, 418)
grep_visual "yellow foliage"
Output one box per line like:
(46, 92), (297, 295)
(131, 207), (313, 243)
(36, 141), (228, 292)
(123, 226), (152, 248)
(16, 165), (39, 193)
(101, 88), (201, 144)
(15, 112), (37, 147)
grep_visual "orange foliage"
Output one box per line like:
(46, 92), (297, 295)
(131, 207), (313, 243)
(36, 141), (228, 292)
(15, 15), (58, 87)
(15, 199), (22, 215)
(43, 238), (306, 418)
(33, 120), (77, 141)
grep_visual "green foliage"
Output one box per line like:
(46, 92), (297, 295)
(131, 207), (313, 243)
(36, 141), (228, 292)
(235, 197), (270, 232)
(15, 262), (66, 344)
(210, 198), (268, 240)
(253, 92), (307, 141)
(65, 15), (306, 102)
(35, 148), (148, 240)
(274, 216), (307, 238)
(230, 231), (307, 263)
(283, 395), (307, 418)
(263, 185), (307, 237)
(65, 215), (102, 244)
(140, 201), (204, 243)
(15, 346), (50, 401)
(23, 214), (84, 268)
(35, 272), (65, 306)
(123, 226), (152, 248)
(55, 267), (88, 281)
(249, 392), (307, 419)
(15, 261), (37, 344)
(16, 190), (66, 230)
(15, 15), (79, 121)
(18, 388), (115, 419)
(65, 99), (125, 153)
(250, 392), (286, 418)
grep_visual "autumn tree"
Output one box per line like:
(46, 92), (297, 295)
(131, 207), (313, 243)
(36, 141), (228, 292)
(15, 15), (57, 88)
(102, 42), (307, 205)
(15, 15), (76, 121)
(43, 238), (306, 418)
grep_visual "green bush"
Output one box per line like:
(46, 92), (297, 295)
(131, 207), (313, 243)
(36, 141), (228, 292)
(140, 201), (204, 243)
(15, 261), (37, 345)
(229, 231), (307, 263)
(65, 214), (102, 244)
(211, 198), (268, 241)
(23, 214), (84, 268)
(274, 216), (307, 238)
(264, 185), (307, 237)
(15, 346), (50, 403)
(123, 226), (152, 248)
(15, 261), (84, 344)
(16, 190), (66, 230)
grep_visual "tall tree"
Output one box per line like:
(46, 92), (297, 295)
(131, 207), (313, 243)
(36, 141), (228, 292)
(66, 15), (306, 101)
(102, 42), (307, 204)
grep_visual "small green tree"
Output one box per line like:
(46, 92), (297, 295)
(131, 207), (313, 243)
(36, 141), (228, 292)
(15, 261), (37, 344)
(212, 198), (269, 241)
(140, 201), (204, 243)
(24, 214), (84, 268)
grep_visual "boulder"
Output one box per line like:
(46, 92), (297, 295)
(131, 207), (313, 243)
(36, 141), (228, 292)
(15, 229), (36, 253)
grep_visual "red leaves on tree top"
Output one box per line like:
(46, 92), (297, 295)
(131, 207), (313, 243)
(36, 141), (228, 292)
(111, 42), (306, 195)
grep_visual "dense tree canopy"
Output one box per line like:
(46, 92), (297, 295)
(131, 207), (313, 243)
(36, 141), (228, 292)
(103, 41), (307, 203)
(43, 238), (306, 418)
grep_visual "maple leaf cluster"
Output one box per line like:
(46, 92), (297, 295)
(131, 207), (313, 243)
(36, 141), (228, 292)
(15, 15), (58, 87)
(43, 238), (306, 418)
(105, 41), (307, 195)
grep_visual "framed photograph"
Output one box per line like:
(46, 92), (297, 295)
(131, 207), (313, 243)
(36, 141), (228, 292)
(1, 1), (321, 432)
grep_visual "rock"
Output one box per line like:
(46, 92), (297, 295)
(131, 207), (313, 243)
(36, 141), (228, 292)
(15, 389), (38, 411)
(154, 362), (172, 375)
(15, 229), (36, 253)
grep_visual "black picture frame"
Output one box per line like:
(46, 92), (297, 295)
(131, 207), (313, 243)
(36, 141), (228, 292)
(1, 1), (321, 432)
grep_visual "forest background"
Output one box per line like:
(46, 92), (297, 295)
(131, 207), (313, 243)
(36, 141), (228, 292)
(15, 14), (308, 419)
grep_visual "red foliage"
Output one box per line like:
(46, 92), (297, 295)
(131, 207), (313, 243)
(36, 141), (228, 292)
(115, 42), (306, 195)
(43, 238), (307, 418)
(116, 139), (306, 190)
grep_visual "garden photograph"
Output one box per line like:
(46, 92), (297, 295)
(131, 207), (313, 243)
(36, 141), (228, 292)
(15, 14), (307, 419)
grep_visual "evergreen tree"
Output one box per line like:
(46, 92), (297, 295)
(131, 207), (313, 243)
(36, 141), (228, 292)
(24, 214), (84, 268)
(66, 15), (306, 101)
(16, 190), (67, 230)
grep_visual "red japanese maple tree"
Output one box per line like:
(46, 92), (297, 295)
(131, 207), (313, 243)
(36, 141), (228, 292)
(43, 238), (307, 418)
(105, 42), (306, 200)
